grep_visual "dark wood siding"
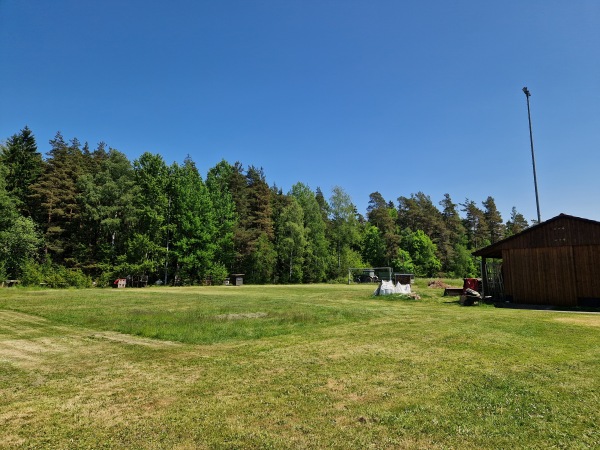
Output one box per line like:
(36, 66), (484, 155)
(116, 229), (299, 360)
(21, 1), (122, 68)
(503, 247), (578, 306)
(495, 216), (600, 252)
(574, 245), (600, 300)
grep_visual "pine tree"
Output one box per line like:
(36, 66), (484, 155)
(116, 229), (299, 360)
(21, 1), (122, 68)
(438, 193), (467, 274)
(505, 206), (529, 237)
(482, 196), (505, 244)
(397, 192), (445, 239)
(129, 152), (170, 278)
(461, 199), (489, 250)
(0, 126), (43, 216)
(29, 132), (85, 262)
(206, 160), (238, 274)
(366, 192), (400, 267)
(289, 182), (329, 282)
(241, 166), (275, 283)
(315, 187), (330, 223)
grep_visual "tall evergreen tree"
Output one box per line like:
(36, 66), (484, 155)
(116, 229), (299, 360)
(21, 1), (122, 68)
(243, 166), (275, 283)
(461, 199), (489, 250)
(169, 157), (217, 283)
(505, 206), (529, 237)
(482, 196), (505, 244)
(0, 126), (43, 216)
(289, 182), (329, 282)
(397, 192), (446, 247)
(29, 132), (85, 262)
(206, 160), (238, 274)
(315, 186), (330, 223)
(438, 193), (467, 274)
(128, 152), (170, 278)
(366, 192), (400, 267)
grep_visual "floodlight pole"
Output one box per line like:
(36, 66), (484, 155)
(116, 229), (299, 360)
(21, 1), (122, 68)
(523, 87), (541, 223)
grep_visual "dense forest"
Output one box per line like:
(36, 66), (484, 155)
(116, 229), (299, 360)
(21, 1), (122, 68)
(0, 127), (530, 287)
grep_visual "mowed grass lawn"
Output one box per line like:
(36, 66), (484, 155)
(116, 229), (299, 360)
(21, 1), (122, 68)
(1, 281), (599, 449)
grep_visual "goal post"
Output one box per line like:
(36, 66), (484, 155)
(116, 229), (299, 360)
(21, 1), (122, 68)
(347, 267), (392, 284)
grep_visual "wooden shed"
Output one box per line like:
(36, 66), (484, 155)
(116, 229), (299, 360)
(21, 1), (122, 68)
(472, 214), (600, 306)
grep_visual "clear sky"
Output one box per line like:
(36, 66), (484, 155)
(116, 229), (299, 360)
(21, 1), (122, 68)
(1, 0), (599, 222)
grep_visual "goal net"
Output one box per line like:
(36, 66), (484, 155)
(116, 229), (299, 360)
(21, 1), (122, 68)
(347, 267), (392, 284)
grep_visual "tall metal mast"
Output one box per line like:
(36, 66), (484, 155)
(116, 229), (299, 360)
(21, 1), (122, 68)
(523, 87), (541, 223)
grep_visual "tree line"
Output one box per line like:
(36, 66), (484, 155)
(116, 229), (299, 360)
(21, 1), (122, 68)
(0, 126), (530, 287)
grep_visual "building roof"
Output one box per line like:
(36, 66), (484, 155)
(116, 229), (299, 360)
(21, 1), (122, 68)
(472, 213), (600, 258)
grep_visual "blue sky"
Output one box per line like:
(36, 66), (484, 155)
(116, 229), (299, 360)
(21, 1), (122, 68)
(2, 0), (599, 222)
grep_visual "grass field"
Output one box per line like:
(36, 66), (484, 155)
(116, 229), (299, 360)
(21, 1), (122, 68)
(1, 280), (599, 449)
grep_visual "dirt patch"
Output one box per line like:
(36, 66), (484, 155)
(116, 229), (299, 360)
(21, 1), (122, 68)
(87, 332), (180, 347)
(553, 316), (600, 327)
(215, 312), (268, 320)
(428, 280), (453, 289)
(0, 311), (181, 371)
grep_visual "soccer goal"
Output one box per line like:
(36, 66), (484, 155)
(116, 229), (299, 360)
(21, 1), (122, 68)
(347, 267), (392, 284)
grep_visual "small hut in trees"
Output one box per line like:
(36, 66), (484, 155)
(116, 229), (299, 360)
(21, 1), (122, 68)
(472, 214), (600, 307)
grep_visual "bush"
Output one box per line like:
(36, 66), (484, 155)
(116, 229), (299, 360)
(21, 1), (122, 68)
(20, 260), (92, 288)
(21, 260), (45, 286)
(208, 264), (228, 285)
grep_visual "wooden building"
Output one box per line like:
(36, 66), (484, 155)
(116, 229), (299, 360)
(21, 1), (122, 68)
(472, 214), (600, 306)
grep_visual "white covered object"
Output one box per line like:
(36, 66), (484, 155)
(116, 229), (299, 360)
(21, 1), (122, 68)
(375, 280), (411, 295)
(395, 282), (411, 294)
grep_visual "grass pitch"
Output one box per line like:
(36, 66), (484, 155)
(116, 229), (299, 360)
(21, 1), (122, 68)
(1, 281), (599, 449)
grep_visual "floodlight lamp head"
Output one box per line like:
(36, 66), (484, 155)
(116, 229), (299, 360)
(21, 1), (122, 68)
(522, 87), (531, 97)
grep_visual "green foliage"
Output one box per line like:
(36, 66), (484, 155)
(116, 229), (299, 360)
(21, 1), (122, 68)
(20, 259), (92, 288)
(483, 196), (505, 244)
(0, 125), (43, 216)
(329, 186), (361, 278)
(1, 126), (529, 287)
(20, 259), (44, 286)
(289, 182), (328, 282)
(367, 192), (400, 266)
(77, 147), (139, 271)
(447, 243), (477, 278)
(462, 198), (490, 250)
(505, 206), (529, 237)
(402, 229), (441, 277)
(392, 248), (415, 274)
(0, 159), (43, 279)
(169, 158), (217, 282)
(29, 132), (86, 261)
(361, 223), (386, 267)
(274, 196), (306, 283)
(207, 263), (228, 285)
(247, 233), (276, 283)
(206, 160), (238, 271)
(0, 216), (41, 278)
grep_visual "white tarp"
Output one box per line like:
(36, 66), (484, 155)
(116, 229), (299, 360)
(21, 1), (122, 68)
(374, 280), (412, 296)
